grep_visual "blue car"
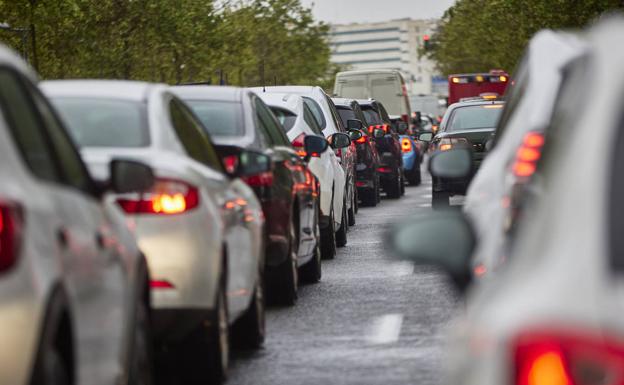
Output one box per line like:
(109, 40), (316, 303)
(400, 135), (422, 185)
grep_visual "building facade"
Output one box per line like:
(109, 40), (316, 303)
(329, 18), (445, 96)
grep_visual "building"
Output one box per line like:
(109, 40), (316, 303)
(329, 18), (446, 97)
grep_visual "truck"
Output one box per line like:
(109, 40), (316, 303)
(447, 70), (510, 105)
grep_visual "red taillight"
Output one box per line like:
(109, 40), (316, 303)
(377, 167), (392, 173)
(150, 280), (175, 289)
(117, 178), (199, 215)
(401, 138), (413, 153)
(355, 181), (367, 187)
(368, 124), (389, 135)
(242, 172), (274, 187)
(515, 329), (624, 385)
(292, 133), (307, 157)
(356, 135), (367, 144)
(0, 202), (23, 273)
(512, 132), (545, 178)
(222, 155), (238, 174)
(401, 114), (409, 123)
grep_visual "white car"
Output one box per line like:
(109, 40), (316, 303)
(251, 86), (354, 251)
(393, 18), (624, 385)
(255, 92), (346, 258)
(463, 30), (587, 277)
(0, 46), (153, 385)
(42, 80), (267, 383)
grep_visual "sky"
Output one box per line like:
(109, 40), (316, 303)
(299, 0), (456, 25)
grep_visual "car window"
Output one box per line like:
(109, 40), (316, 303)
(361, 106), (383, 126)
(325, 96), (346, 132)
(303, 104), (323, 135)
(303, 97), (326, 130)
(170, 98), (224, 172)
(447, 105), (504, 131)
(269, 106), (297, 133)
(29, 86), (92, 191)
(254, 98), (290, 146)
(185, 100), (244, 138)
(51, 98), (149, 148)
(0, 69), (61, 182)
(336, 106), (357, 128)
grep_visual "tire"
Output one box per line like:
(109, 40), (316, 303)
(128, 294), (153, 385)
(432, 190), (450, 209)
(386, 174), (401, 199)
(275, 218), (299, 305)
(400, 172), (406, 196)
(179, 278), (229, 384)
(347, 193), (356, 227)
(32, 344), (70, 385)
(320, 205), (336, 260)
(335, 199), (348, 247)
(300, 224), (322, 284)
(232, 274), (265, 349)
(353, 186), (359, 214)
(361, 188), (377, 207)
(407, 167), (421, 186)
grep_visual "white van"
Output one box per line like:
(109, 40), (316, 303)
(333, 69), (411, 122)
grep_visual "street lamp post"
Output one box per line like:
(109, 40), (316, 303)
(0, 22), (30, 63)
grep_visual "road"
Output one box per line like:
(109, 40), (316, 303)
(227, 168), (461, 385)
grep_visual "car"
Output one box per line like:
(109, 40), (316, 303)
(251, 86), (355, 249)
(357, 99), (406, 199)
(425, 99), (505, 208)
(172, 86), (345, 298)
(43, 80), (267, 383)
(332, 98), (384, 207)
(463, 30), (587, 278)
(0, 46), (153, 385)
(399, 134), (422, 186)
(391, 17), (624, 385)
(254, 92), (351, 251)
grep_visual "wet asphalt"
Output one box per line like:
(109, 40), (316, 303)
(227, 167), (461, 385)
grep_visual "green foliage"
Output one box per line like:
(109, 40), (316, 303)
(428, 0), (624, 75)
(0, 0), (332, 85)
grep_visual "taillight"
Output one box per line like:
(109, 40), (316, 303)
(368, 124), (389, 135)
(438, 137), (468, 151)
(514, 329), (624, 385)
(0, 202), (23, 273)
(292, 133), (307, 157)
(401, 138), (413, 153)
(356, 135), (368, 144)
(377, 167), (392, 173)
(222, 155), (238, 174)
(512, 132), (545, 178)
(242, 172), (274, 187)
(117, 178), (199, 215)
(150, 279), (175, 289)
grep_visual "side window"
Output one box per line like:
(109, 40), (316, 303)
(170, 98), (224, 172)
(303, 97), (326, 130)
(254, 98), (290, 146)
(0, 69), (60, 182)
(324, 95), (345, 132)
(29, 85), (92, 191)
(303, 104), (323, 135)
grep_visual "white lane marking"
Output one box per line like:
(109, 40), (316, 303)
(418, 203), (431, 208)
(421, 194), (432, 199)
(367, 314), (404, 344)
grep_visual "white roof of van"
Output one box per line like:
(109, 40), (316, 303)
(336, 69), (403, 76)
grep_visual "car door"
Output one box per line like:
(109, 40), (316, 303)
(6, 73), (128, 383)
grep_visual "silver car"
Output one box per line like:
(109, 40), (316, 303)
(42, 80), (266, 383)
(0, 47), (153, 384)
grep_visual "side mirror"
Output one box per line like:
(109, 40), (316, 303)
(110, 159), (155, 194)
(373, 128), (385, 139)
(303, 135), (329, 159)
(330, 132), (351, 149)
(429, 148), (473, 179)
(390, 210), (475, 292)
(418, 132), (433, 142)
(348, 129), (363, 141)
(397, 121), (408, 135)
(346, 119), (363, 130)
(235, 150), (271, 177)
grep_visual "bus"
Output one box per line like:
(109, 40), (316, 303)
(448, 70), (510, 105)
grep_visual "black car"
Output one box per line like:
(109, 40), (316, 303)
(332, 98), (384, 206)
(357, 99), (405, 199)
(427, 99), (504, 208)
(173, 86), (336, 305)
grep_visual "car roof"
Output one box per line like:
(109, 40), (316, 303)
(331, 98), (356, 107)
(448, 99), (505, 109)
(171, 85), (244, 102)
(336, 69), (402, 76)
(0, 45), (38, 83)
(40, 80), (162, 101)
(256, 92), (300, 114)
(249, 86), (321, 95)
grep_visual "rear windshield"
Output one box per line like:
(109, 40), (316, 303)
(336, 106), (356, 128)
(361, 106), (383, 126)
(51, 98), (148, 148)
(370, 76), (403, 115)
(336, 77), (367, 99)
(447, 105), (503, 131)
(185, 100), (244, 137)
(269, 107), (297, 133)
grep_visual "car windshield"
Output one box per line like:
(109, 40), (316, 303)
(269, 107), (297, 133)
(51, 98), (149, 148)
(447, 104), (503, 131)
(336, 106), (356, 128)
(361, 107), (383, 126)
(185, 100), (244, 137)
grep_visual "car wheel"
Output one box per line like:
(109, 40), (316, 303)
(232, 274), (265, 348)
(128, 293), (153, 385)
(276, 218), (299, 305)
(34, 342), (70, 385)
(432, 190), (450, 209)
(320, 204), (336, 260)
(361, 188), (377, 207)
(376, 177), (382, 203)
(179, 277), (229, 384)
(400, 171), (406, 196)
(300, 219), (322, 283)
(348, 191), (356, 227)
(386, 174), (401, 199)
(407, 167), (421, 186)
(335, 198), (348, 247)
(353, 185), (359, 214)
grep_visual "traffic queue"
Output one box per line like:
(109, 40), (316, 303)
(0, 42), (422, 385)
(393, 16), (624, 385)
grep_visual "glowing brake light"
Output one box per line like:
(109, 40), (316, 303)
(222, 155), (238, 174)
(438, 137), (468, 151)
(150, 280), (175, 289)
(0, 202), (23, 273)
(512, 132), (545, 178)
(356, 135), (367, 144)
(117, 178), (199, 215)
(292, 133), (307, 157)
(401, 138), (413, 153)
